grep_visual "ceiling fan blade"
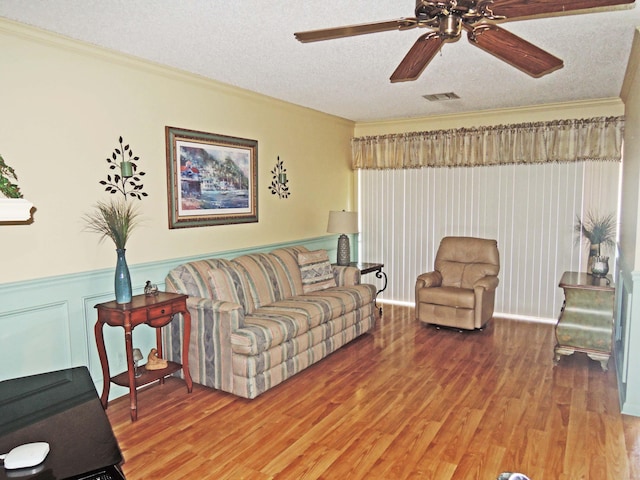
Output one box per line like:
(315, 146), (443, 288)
(294, 18), (417, 43)
(390, 32), (445, 82)
(489, 0), (635, 19)
(468, 24), (563, 77)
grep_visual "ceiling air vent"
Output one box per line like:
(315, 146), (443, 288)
(422, 92), (460, 102)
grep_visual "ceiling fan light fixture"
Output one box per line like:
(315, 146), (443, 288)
(439, 13), (462, 39)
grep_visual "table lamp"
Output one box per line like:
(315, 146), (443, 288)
(133, 348), (144, 378)
(327, 210), (358, 266)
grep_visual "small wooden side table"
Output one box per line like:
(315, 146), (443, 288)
(95, 292), (193, 421)
(554, 271), (615, 371)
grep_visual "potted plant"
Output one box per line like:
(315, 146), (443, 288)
(0, 154), (33, 221)
(0, 154), (22, 199)
(83, 137), (146, 303)
(574, 211), (616, 275)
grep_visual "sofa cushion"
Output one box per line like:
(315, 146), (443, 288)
(230, 284), (377, 355)
(270, 246), (309, 296)
(260, 285), (374, 329)
(231, 310), (310, 355)
(298, 249), (337, 293)
(231, 305), (375, 376)
(232, 253), (292, 309)
(208, 266), (253, 313)
(306, 284), (376, 315)
(166, 258), (233, 298)
(256, 298), (334, 330)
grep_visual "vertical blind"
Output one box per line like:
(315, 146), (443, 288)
(358, 160), (620, 320)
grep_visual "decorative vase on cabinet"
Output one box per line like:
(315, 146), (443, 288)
(591, 256), (610, 277)
(115, 248), (132, 304)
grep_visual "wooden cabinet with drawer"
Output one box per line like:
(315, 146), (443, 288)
(95, 292), (193, 421)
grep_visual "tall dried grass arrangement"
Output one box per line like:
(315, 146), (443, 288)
(83, 199), (141, 250)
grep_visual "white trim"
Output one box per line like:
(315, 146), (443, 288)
(0, 198), (33, 222)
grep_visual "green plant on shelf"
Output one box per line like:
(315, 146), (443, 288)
(0, 154), (22, 199)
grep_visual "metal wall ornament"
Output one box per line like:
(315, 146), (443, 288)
(100, 136), (147, 200)
(269, 156), (290, 199)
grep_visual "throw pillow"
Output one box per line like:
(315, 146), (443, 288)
(298, 249), (336, 294)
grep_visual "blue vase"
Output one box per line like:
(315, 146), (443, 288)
(115, 248), (132, 304)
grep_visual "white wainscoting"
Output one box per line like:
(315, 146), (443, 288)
(358, 160), (620, 321)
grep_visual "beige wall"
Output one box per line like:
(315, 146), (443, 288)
(0, 20), (356, 283)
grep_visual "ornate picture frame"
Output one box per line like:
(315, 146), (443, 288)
(165, 126), (258, 229)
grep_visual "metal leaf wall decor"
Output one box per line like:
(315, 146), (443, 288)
(269, 156), (290, 199)
(100, 136), (148, 200)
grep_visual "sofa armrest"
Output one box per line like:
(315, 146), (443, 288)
(416, 271), (442, 289)
(164, 296), (244, 392)
(332, 265), (361, 286)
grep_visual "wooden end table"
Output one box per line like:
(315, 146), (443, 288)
(95, 292), (193, 421)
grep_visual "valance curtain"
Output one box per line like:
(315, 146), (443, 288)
(351, 116), (625, 170)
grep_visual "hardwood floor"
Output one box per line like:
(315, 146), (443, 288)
(106, 304), (640, 479)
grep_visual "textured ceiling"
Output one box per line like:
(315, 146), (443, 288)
(1, 1), (638, 122)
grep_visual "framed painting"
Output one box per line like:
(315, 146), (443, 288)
(165, 126), (258, 228)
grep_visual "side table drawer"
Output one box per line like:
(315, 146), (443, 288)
(148, 304), (174, 318)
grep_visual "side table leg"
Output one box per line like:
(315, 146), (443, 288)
(182, 311), (193, 393)
(375, 269), (388, 315)
(94, 320), (110, 409)
(156, 327), (166, 386)
(123, 325), (138, 422)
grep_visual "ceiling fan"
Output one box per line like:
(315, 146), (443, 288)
(294, 0), (636, 82)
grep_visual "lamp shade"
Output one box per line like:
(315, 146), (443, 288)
(327, 210), (358, 234)
(132, 348), (144, 362)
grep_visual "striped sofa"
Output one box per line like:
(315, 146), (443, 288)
(163, 245), (378, 399)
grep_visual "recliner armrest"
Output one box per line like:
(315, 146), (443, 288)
(473, 275), (499, 291)
(416, 271), (443, 289)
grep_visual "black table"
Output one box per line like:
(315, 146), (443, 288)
(342, 262), (387, 314)
(0, 367), (125, 479)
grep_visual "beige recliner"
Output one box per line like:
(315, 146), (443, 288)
(415, 236), (500, 330)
